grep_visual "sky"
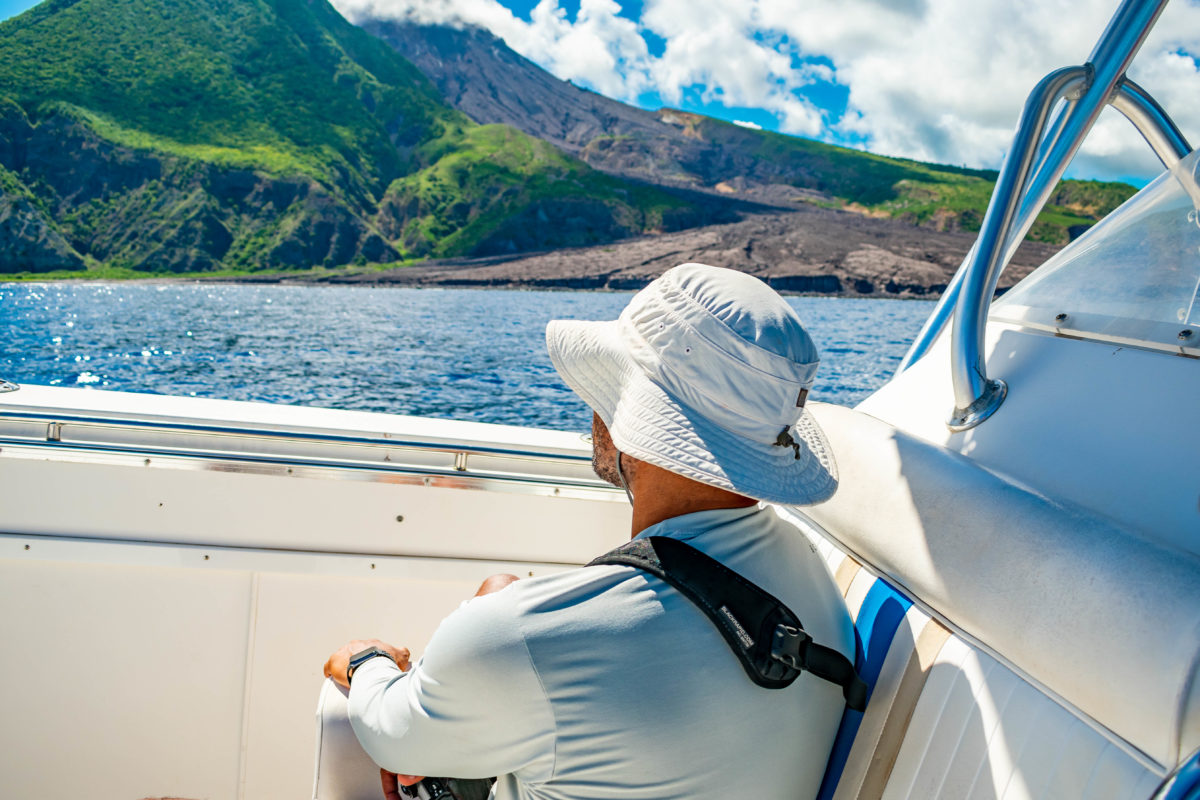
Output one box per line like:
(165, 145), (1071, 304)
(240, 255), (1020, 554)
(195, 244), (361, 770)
(4, 0), (1200, 185)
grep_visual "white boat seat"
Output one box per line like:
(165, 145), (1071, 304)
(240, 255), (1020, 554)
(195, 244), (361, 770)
(313, 679), (381, 800)
(792, 402), (1200, 797)
(802, 542), (1164, 799)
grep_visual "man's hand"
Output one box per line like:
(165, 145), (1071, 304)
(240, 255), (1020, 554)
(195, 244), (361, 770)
(324, 638), (411, 690)
(381, 769), (425, 799)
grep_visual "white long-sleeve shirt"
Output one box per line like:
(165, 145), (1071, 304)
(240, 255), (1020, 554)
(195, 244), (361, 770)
(349, 505), (853, 799)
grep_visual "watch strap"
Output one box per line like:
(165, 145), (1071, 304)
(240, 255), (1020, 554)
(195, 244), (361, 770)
(347, 646), (397, 683)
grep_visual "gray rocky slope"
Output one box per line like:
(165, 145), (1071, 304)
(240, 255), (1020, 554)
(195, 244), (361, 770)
(293, 206), (1058, 296)
(336, 20), (1062, 294)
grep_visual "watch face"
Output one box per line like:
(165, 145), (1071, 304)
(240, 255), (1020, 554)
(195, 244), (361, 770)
(349, 646), (385, 668)
(348, 646), (394, 681)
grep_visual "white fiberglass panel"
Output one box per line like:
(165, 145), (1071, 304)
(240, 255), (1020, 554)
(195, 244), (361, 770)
(993, 148), (1200, 354)
(858, 321), (1200, 552)
(0, 534), (574, 800)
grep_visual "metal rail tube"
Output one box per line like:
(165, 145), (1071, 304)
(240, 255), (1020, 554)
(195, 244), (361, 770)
(898, 91), (1085, 375)
(1111, 78), (1192, 169)
(947, 0), (1169, 426)
(1004, 0), (1168, 253)
(896, 90), (1085, 375)
(901, 0), (1170, 378)
(949, 67), (1086, 423)
(896, 248), (967, 373)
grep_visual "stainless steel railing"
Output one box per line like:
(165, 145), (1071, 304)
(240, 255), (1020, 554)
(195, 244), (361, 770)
(949, 65), (1089, 429)
(893, 0), (1191, 430)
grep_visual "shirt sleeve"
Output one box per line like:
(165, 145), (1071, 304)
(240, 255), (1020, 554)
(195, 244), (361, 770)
(347, 588), (556, 783)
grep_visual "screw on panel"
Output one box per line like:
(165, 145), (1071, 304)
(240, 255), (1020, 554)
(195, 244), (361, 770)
(203, 554), (210, 561)
(1180, 329), (1194, 340)
(395, 515), (404, 523)
(144, 458), (151, 466)
(423, 477), (431, 486)
(370, 563), (376, 570)
(24, 544), (30, 550)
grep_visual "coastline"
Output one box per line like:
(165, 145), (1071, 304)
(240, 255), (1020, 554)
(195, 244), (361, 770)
(5, 208), (1063, 297)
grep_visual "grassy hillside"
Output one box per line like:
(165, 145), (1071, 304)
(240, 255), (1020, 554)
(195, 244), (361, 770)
(0, 0), (459, 205)
(0, 0), (694, 275)
(384, 125), (691, 257)
(665, 112), (1136, 244)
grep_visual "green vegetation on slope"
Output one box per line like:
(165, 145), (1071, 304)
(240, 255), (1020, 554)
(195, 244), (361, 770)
(0, 0), (698, 273)
(0, 0), (462, 204)
(677, 112), (1136, 244)
(755, 125), (1134, 243)
(867, 174), (1136, 243)
(0, 159), (34, 200)
(385, 124), (690, 257)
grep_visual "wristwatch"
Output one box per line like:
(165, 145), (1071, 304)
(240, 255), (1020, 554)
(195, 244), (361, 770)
(346, 645), (397, 683)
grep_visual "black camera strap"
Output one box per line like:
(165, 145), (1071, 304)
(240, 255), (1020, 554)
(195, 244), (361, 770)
(589, 535), (867, 710)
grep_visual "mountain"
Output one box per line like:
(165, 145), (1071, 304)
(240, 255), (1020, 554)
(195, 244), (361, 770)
(0, 0), (1139, 282)
(0, 0), (699, 275)
(360, 20), (670, 161)
(365, 20), (1137, 245)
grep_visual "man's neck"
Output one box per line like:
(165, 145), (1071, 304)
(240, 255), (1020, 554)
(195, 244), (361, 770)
(627, 460), (757, 538)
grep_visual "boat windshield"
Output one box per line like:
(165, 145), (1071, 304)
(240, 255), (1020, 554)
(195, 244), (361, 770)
(992, 148), (1200, 355)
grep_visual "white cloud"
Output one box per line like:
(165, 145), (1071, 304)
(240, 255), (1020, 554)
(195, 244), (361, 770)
(733, 120), (763, 130)
(641, 0), (826, 136)
(333, 0), (657, 102)
(760, 0), (1200, 181)
(329, 0), (1200, 182)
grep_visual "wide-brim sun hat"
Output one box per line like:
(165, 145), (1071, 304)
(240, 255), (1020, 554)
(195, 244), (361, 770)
(546, 262), (837, 506)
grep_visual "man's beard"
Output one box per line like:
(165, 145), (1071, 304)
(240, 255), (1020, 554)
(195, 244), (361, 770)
(591, 414), (623, 487)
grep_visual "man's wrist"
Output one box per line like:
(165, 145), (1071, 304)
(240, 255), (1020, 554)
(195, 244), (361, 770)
(346, 646), (397, 684)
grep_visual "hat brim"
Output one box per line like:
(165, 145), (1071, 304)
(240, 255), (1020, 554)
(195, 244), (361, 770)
(546, 319), (838, 506)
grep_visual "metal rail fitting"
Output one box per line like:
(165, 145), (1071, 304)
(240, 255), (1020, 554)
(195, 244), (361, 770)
(897, 86), (1090, 375)
(1110, 78), (1192, 169)
(898, 0), (1172, 387)
(948, 66), (1090, 430)
(898, 75), (1089, 375)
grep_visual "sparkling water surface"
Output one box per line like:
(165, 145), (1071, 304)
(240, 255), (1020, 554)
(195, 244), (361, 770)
(1, 283), (934, 433)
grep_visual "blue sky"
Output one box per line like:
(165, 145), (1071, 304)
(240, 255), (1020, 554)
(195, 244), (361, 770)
(0, 0), (34, 20)
(494, 0), (859, 145)
(7, 0), (1200, 184)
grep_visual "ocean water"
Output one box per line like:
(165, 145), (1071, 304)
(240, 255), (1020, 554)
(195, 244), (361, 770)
(0, 283), (934, 432)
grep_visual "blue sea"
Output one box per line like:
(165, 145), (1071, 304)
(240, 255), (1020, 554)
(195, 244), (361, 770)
(0, 283), (934, 432)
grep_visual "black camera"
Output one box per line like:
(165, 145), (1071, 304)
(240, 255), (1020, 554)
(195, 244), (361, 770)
(399, 777), (495, 800)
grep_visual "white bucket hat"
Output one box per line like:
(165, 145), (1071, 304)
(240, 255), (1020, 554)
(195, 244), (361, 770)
(546, 263), (837, 506)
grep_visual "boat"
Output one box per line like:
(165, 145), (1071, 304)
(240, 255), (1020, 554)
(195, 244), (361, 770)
(1, 0), (1197, 798)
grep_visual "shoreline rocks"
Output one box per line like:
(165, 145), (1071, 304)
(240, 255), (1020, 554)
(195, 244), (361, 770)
(242, 207), (1061, 298)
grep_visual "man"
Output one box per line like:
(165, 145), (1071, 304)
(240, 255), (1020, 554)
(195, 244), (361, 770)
(325, 263), (854, 799)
